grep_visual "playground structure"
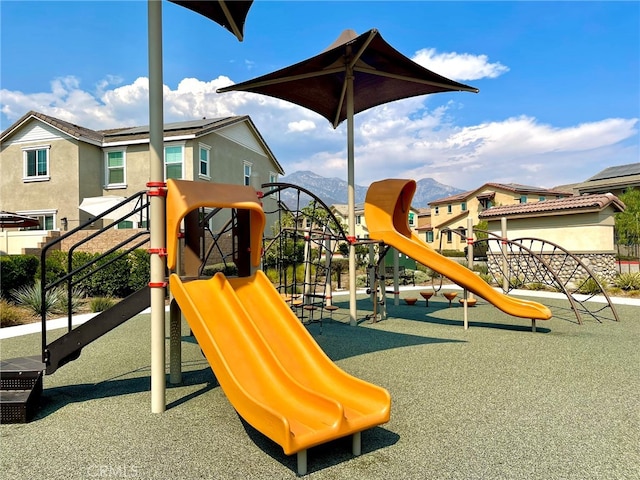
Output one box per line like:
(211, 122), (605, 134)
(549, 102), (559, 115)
(2, 176), (622, 474)
(438, 225), (620, 325)
(166, 180), (390, 475)
(364, 179), (553, 330)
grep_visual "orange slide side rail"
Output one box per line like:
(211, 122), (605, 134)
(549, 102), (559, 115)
(364, 179), (552, 321)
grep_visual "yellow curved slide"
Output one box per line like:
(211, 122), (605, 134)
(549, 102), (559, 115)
(364, 179), (552, 321)
(170, 271), (390, 457)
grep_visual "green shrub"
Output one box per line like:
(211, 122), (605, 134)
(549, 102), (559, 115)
(0, 255), (39, 299)
(576, 276), (606, 295)
(55, 286), (86, 314)
(412, 270), (429, 284)
(264, 267), (279, 284)
(11, 280), (64, 317)
(78, 252), (132, 298)
(202, 262), (237, 277)
(127, 249), (150, 291)
(37, 250), (68, 286)
(612, 272), (640, 291)
(472, 263), (489, 275)
(90, 297), (117, 312)
(440, 249), (465, 257)
(0, 299), (26, 327)
(526, 282), (549, 291)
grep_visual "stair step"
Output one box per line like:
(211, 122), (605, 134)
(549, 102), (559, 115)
(1, 356), (45, 423)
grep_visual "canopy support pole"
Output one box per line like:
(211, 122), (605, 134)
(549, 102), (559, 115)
(148, 0), (166, 413)
(346, 58), (357, 327)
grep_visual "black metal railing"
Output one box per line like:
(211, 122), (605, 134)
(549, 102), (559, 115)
(39, 191), (150, 362)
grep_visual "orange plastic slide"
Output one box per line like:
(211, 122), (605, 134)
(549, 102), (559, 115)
(170, 271), (391, 457)
(364, 179), (552, 321)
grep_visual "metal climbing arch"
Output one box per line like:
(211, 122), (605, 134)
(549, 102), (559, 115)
(260, 182), (349, 324)
(442, 227), (619, 324)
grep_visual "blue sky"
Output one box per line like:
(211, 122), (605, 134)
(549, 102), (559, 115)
(1, 1), (638, 191)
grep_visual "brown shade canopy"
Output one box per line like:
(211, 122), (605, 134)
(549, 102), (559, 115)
(217, 28), (478, 127)
(218, 28), (478, 326)
(168, 0), (253, 41)
(0, 211), (40, 229)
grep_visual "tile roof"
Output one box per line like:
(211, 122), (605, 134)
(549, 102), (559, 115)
(478, 193), (625, 219)
(429, 182), (571, 205)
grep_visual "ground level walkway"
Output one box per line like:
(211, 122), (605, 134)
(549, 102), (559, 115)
(1, 290), (638, 479)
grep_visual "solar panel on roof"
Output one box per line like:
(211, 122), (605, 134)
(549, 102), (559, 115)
(587, 163), (640, 181)
(113, 118), (225, 135)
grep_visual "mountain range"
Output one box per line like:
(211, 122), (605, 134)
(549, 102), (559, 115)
(277, 171), (465, 210)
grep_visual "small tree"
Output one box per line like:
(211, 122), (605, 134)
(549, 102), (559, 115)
(615, 188), (640, 258)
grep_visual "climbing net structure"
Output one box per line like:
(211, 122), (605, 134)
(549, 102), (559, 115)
(442, 227), (619, 324)
(260, 182), (349, 325)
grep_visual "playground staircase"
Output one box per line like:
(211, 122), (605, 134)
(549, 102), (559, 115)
(1, 191), (152, 423)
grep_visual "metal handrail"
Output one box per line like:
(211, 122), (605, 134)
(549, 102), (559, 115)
(40, 191), (150, 360)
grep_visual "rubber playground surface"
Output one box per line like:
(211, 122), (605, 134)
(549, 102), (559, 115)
(1, 288), (639, 480)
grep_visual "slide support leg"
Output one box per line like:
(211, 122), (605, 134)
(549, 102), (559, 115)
(352, 431), (362, 456)
(297, 450), (307, 476)
(531, 319), (536, 333)
(169, 299), (182, 384)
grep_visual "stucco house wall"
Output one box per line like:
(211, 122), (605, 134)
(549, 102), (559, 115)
(0, 111), (284, 255)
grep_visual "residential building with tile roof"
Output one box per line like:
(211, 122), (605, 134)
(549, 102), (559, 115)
(426, 182), (573, 252)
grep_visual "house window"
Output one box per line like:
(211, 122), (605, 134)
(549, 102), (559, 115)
(356, 215), (362, 225)
(408, 212), (415, 226)
(426, 231), (434, 243)
(243, 162), (252, 186)
(447, 204), (452, 214)
(479, 198), (493, 210)
(519, 195), (527, 204)
(266, 171), (278, 196)
(165, 145), (184, 180)
(199, 144), (210, 179)
(105, 149), (126, 188)
(117, 220), (134, 230)
(538, 196), (546, 201)
(446, 230), (453, 243)
(20, 210), (55, 230)
(461, 202), (467, 211)
(434, 206), (439, 215)
(23, 145), (50, 181)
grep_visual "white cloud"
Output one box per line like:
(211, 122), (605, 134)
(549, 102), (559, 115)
(287, 119), (316, 133)
(1, 74), (637, 195)
(412, 48), (510, 81)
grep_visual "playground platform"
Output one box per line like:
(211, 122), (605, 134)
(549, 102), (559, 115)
(1, 290), (639, 479)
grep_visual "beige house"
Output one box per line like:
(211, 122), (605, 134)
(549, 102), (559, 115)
(479, 193), (625, 281)
(331, 202), (420, 241)
(0, 111), (284, 254)
(428, 183), (573, 251)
